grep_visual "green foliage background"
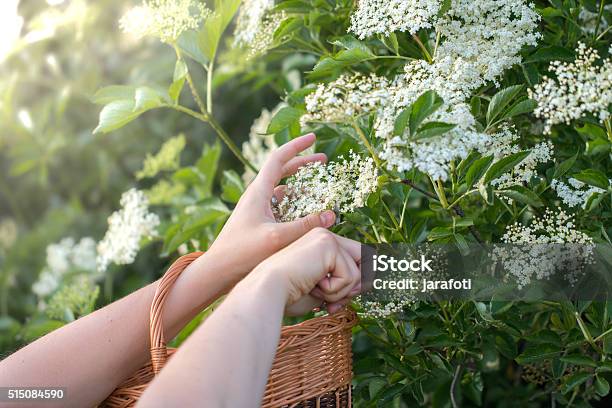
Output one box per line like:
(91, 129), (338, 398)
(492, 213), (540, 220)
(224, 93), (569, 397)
(1, 0), (611, 407)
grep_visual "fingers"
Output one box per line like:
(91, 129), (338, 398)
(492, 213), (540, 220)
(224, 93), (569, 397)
(255, 133), (316, 192)
(281, 153), (327, 178)
(335, 235), (361, 264)
(276, 211), (336, 246)
(318, 246), (360, 303)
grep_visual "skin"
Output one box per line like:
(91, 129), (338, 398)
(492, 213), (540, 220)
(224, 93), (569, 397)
(0, 134), (360, 407)
(138, 228), (361, 408)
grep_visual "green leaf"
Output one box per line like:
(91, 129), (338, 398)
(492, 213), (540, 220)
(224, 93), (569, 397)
(177, 31), (208, 66)
(409, 91), (444, 136)
(91, 85), (136, 105)
(499, 98), (537, 121)
(198, 0), (241, 60)
(134, 86), (167, 112)
(552, 153), (578, 179)
(560, 354), (597, 367)
(335, 47), (374, 63)
(525, 46), (575, 63)
(486, 85), (523, 125)
(572, 169), (609, 190)
(94, 100), (143, 134)
(183, 197), (230, 231)
(377, 384), (409, 406)
(562, 372), (591, 394)
(196, 142), (221, 196)
(465, 155), (494, 188)
(393, 107), (412, 136)
(596, 376), (610, 396)
(498, 186), (544, 207)
(484, 151), (530, 184)
(267, 106), (303, 134)
(515, 343), (561, 364)
(221, 170), (244, 203)
(169, 60), (188, 103)
(414, 121), (456, 140)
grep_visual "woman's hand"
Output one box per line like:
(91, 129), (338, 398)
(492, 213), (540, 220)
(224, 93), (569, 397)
(206, 133), (336, 283)
(251, 228), (362, 315)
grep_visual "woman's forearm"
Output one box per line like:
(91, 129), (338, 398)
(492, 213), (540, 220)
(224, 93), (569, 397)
(138, 267), (288, 408)
(0, 251), (241, 407)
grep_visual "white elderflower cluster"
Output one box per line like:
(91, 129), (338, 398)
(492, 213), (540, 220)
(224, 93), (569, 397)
(274, 152), (378, 222)
(241, 103), (285, 183)
(302, 74), (391, 124)
(489, 141), (554, 189)
(529, 43), (612, 134)
(234, 0), (285, 57)
(96, 189), (160, 273)
(348, 0), (441, 39)
(32, 237), (97, 298)
(437, 0), (541, 84)
(495, 209), (594, 287)
(119, 0), (210, 43)
(552, 178), (607, 209)
(326, 0), (541, 181)
(578, 5), (612, 35)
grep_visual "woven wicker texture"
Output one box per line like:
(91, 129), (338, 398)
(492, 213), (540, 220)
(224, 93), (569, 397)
(101, 252), (357, 408)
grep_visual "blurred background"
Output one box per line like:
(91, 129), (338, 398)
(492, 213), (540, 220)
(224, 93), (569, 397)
(0, 0), (280, 353)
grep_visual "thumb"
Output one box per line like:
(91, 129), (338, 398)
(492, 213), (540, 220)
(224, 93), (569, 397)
(277, 210), (336, 245)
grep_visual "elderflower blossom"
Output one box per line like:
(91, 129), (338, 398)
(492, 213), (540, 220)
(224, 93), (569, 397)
(302, 74), (391, 124)
(489, 141), (554, 189)
(119, 0), (210, 43)
(274, 152), (378, 222)
(32, 237), (97, 298)
(241, 103), (285, 183)
(578, 5), (612, 35)
(349, 0), (441, 39)
(137, 134), (186, 179)
(529, 43), (612, 133)
(96, 189), (160, 273)
(234, 0), (285, 57)
(551, 178), (607, 209)
(45, 276), (100, 322)
(495, 209), (594, 288)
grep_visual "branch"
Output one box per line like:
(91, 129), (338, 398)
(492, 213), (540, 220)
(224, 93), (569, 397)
(450, 364), (463, 408)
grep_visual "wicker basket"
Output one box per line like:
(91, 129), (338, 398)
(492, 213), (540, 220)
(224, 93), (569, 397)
(101, 252), (357, 408)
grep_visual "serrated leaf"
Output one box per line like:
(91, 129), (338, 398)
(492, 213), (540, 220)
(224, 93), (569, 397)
(134, 86), (166, 112)
(525, 46), (575, 63)
(560, 354), (597, 367)
(484, 151), (530, 184)
(169, 60), (188, 103)
(516, 343), (561, 364)
(465, 155), (494, 188)
(414, 121), (456, 140)
(486, 85), (523, 125)
(498, 186), (544, 207)
(393, 107), (412, 136)
(409, 91), (444, 136)
(267, 106), (303, 134)
(92, 85), (136, 105)
(572, 169), (609, 190)
(596, 376), (610, 396)
(552, 153), (578, 179)
(183, 197), (230, 231)
(221, 170), (244, 203)
(177, 30), (208, 66)
(562, 372), (591, 394)
(499, 98), (537, 121)
(94, 100), (143, 134)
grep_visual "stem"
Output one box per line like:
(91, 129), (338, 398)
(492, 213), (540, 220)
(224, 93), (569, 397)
(206, 60), (214, 114)
(170, 105), (256, 172)
(412, 34), (433, 63)
(173, 45), (207, 114)
(594, 0), (607, 40)
(351, 121), (381, 167)
(450, 364), (463, 408)
(207, 115), (257, 172)
(604, 118), (612, 143)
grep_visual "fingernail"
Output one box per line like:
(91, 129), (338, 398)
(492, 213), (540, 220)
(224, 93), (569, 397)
(320, 210), (335, 227)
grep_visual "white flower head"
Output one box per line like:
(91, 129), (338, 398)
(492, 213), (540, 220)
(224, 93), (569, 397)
(349, 0), (441, 39)
(234, 0), (285, 57)
(120, 0), (210, 43)
(529, 43), (612, 133)
(96, 189), (160, 273)
(275, 152), (378, 222)
(552, 178), (607, 209)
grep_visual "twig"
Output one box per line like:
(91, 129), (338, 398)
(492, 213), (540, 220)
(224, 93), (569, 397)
(401, 179), (485, 245)
(450, 364), (463, 408)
